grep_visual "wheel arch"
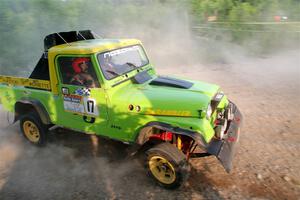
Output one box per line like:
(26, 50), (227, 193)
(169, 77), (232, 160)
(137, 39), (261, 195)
(15, 99), (51, 125)
(135, 121), (207, 148)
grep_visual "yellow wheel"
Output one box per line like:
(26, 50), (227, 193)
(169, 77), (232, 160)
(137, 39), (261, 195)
(149, 156), (176, 185)
(20, 112), (47, 146)
(146, 142), (190, 189)
(23, 121), (40, 143)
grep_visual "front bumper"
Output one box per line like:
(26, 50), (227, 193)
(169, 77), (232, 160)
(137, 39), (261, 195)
(206, 102), (243, 172)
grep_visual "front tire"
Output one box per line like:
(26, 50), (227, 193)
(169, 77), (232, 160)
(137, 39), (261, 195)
(20, 112), (47, 146)
(145, 142), (190, 189)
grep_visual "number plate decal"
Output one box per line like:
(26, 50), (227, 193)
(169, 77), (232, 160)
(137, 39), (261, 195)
(83, 97), (99, 116)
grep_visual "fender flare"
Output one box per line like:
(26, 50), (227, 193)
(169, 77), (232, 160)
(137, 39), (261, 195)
(135, 121), (207, 148)
(15, 99), (51, 125)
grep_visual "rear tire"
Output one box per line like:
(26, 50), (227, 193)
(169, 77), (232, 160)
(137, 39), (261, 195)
(20, 112), (47, 146)
(145, 142), (190, 189)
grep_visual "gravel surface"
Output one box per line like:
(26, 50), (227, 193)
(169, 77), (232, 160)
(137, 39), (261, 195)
(0, 49), (299, 200)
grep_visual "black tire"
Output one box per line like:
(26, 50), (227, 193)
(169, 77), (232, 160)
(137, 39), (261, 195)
(145, 142), (190, 189)
(20, 112), (47, 146)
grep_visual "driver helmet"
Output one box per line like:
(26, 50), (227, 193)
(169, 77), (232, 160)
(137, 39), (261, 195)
(72, 57), (90, 73)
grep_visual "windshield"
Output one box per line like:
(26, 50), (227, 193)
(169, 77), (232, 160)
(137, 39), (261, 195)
(97, 45), (149, 80)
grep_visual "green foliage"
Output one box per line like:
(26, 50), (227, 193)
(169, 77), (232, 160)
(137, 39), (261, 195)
(190, 0), (300, 54)
(228, 2), (257, 22)
(190, 0), (300, 22)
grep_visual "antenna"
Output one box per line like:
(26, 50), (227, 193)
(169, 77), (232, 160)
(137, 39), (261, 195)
(56, 32), (70, 45)
(78, 31), (86, 40)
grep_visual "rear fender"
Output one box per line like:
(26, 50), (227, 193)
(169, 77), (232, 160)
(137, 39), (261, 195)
(15, 99), (51, 125)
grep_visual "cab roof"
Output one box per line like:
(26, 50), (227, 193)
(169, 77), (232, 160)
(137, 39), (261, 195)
(48, 39), (142, 55)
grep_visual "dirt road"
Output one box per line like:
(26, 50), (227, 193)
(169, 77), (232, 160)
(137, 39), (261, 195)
(0, 50), (299, 200)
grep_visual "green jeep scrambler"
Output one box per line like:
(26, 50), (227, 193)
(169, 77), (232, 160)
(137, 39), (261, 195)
(0, 30), (242, 188)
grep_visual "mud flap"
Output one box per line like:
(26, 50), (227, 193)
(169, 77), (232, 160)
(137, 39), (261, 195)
(206, 102), (242, 173)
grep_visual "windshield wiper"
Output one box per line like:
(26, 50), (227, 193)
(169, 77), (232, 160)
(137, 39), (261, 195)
(126, 62), (138, 69)
(105, 69), (121, 76)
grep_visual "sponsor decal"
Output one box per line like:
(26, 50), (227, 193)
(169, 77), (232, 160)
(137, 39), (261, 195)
(145, 109), (191, 117)
(103, 46), (139, 58)
(74, 88), (91, 96)
(0, 76), (51, 90)
(63, 94), (85, 114)
(63, 94), (99, 116)
(111, 124), (121, 130)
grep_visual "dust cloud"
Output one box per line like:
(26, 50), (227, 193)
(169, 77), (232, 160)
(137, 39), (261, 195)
(0, 106), (148, 200)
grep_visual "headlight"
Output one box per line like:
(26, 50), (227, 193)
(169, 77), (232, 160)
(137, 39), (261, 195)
(206, 103), (213, 119)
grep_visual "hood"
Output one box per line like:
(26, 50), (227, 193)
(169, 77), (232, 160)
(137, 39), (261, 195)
(110, 76), (220, 118)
